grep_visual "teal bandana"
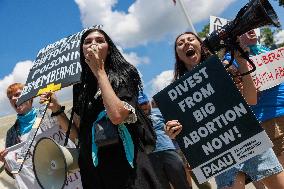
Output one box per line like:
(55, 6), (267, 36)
(92, 110), (134, 168)
(17, 107), (37, 135)
(248, 44), (270, 55)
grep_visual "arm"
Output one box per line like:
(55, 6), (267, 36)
(40, 92), (79, 142)
(85, 45), (132, 125)
(234, 40), (257, 105)
(235, 56), (257, 105)
(1, 139), (13, 177)
(97, 73), (131, 125)
(0, 149), (11, 174)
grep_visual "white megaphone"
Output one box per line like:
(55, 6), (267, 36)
(32, 137), (79, 189)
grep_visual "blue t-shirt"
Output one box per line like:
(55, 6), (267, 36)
(248, 44), (284, 122)
(222, 53), (239, 68)
(223, 45), (284, 122)
(251, 84), (284, 122)
(150, 108), (176, 152)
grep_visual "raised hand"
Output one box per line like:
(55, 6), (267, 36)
(85, 44), (106, 78)
(0, 149), (8, 163)
(39, 92), (61, 113)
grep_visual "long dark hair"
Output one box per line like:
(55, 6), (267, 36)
(74, 28), (142, 114)
(173, 32), (211, 80)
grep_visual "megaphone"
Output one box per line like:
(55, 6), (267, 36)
(204, 0), (280, 53)
(32, 137), (79, 189)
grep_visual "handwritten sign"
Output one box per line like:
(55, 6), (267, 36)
(209, 16), (260, 41)
(249, 47), (284, 91)
(17, 25), (102, 106)
(5, 115), (82, 189)
(153, 55), (272, 183)
(209, 16), (230, 34)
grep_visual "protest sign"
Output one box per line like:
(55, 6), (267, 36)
(249, 47), (284, 91)
(153, 55), (272, 183)
(17, 25), (102, 106)
(16, 30), (84, 106)
(209, 16), (230, 34)
(209, 16), (260, 41)
(5, 114), (82, 189)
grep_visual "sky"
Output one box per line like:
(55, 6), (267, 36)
(0, 0), (283, 117)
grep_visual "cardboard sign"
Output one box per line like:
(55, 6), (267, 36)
(209, 16), (230, 34)
(153, 55), (272, 183)
(209, 16), (260, 41)
(16, 25), (102, 106)
(5, 115), (82, 189)
(249, 47), (284, 91)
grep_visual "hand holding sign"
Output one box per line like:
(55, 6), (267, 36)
(0, 149), (8, 161)
(16, 26), (102, 106)
(165, 120), (182, 139)
(39, 92), (62, 113)
(153, 55), (273, 183)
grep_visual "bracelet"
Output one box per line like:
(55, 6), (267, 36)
(51, 106), (65, 117)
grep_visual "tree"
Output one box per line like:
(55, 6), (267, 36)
(198, 24), (209, 39)
(260, 27), (276, 49)
(275, 0), (284, 7)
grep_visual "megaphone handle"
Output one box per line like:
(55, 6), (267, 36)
(64, 107), (75, 146)
(235, 45), (256, 77)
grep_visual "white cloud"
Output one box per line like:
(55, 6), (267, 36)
(117, 46), (149, 66)
(123, 51), (149, 66)
(0, 60), (74, 117)
(275, 30), (284, 45)
(53, 86), (73, 104)
(149, 70), (173, 96)
(74, 0), (236, 48)
(0, 61), (33, 116)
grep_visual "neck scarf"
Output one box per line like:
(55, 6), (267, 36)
(92, 110), (134, 168)
(248, 44), (270, 55)
(17, 107), (37, 135)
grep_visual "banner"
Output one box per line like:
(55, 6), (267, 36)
(249, 47), (284, 91)
(153, 55), (272, 183)
(5, 114), (82, 189)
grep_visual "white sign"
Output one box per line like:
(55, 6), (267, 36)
(209, 16), (230, 34)
(249, 47), (284, 91)
(5, 117), (82, 189)
(209, 16), (260, 42)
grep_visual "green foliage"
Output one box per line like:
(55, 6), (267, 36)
(260, 27), (275, 49)
(278, 42), (284, 48)
(275, 0), (284, 7)
(198, 24), (210, 39)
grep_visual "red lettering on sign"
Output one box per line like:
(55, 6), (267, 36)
(262, 55), (269, 65)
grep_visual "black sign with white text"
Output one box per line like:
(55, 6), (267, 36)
(153, 55), (272, 183)
(16, 26), (102, 105)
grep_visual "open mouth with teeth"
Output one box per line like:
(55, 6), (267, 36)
(186, 49), (195, 57)
(247, 30), (255, 35)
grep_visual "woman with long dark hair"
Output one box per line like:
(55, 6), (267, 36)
(166, 31), (284, 189)
(42, 28), (161, 189)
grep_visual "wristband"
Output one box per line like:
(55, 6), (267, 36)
(51, 106), (65, 117)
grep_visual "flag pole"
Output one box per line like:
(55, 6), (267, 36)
(176, 0), (197, 34)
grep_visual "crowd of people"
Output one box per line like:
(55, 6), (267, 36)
(0, 27), (284, 189)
